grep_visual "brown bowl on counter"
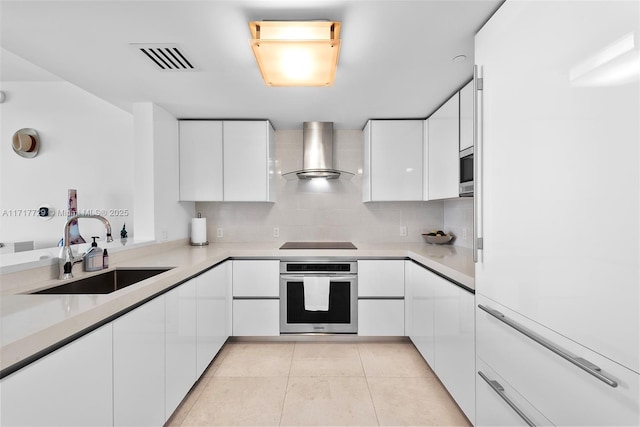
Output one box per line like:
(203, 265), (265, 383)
(422, 234), (454, 244)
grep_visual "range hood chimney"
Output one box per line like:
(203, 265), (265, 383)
(282, 122), (354, 180)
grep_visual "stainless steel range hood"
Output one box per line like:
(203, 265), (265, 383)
(282, 122), (354, 180)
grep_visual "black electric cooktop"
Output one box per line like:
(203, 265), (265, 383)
(279, 241), (357, 250)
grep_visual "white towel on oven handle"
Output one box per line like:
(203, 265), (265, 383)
(303, 276), (330, 311)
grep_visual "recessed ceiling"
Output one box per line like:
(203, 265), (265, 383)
(0, 0), (503, 130)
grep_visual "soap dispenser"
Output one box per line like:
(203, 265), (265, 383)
(84, 236), (103, 272)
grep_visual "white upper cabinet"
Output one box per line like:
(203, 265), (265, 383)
(223, 121), (275, 202)
(179, 120), (223, 201)
(459, 80), (474, 151)
(363, 120), (424, 202)
(179, 120), (275, 202)
(427, 93), (459, 200)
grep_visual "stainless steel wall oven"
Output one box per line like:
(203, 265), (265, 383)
(279, 260), (357, 334)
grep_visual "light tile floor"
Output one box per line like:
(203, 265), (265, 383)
(166, 341), (471, 427)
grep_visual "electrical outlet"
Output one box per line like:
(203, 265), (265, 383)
(400, 226), (407, 237)
(273, 227), (280, 238)
(159, 228), (168, 242)
(462, 227), (468, 240)
(217, 228), (223, 238)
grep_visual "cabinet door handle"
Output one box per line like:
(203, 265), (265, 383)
(478, 304), (618, 388)
(478, 370), (536, 427)
(473, 65), (484, 263)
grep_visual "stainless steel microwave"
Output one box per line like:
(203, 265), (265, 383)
(459, 147), (474, 197)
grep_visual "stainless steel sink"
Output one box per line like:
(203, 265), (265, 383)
(31, 268), (173, 295)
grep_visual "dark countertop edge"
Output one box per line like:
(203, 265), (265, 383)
(409, 259), (475, 294)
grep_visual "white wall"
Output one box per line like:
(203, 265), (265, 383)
(133, 103), (195, 242)
(197, 129), (445, 243)
(132, 104), (155, 241)
(0, 81), (134, 249)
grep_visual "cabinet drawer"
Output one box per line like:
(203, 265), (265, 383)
(476, 358), (552, 426)
(358, 299), (404, 336)
(358, 260), (404, 297)
(477, 295), (640, 426)
(232, 260), (279, 297)
(232, 299), (280, 336)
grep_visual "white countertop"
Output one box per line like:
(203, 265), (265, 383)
(0, 241), (473, 374)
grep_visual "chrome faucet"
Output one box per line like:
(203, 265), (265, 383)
(58, 214), (113, 280)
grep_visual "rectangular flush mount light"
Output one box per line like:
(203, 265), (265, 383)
(249, 21), (341, 87)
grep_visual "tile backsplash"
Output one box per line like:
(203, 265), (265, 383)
(197, 129), (470, 245)
(443, 198), (474, 249)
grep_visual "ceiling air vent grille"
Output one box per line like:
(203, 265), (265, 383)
(132, 44), (195, 71)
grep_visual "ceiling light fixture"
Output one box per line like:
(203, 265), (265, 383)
(249, 21), (341, 87)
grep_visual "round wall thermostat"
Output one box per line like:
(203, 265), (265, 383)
(38, 204), (55, 220)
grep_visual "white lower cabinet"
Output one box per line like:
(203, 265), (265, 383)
(232, 260), (280, 297)
(357, 260), (405, 297)
(114, 265), (230, 426)
(196, 262), (231, 377)
(358, 299), (404, 336)
(357, 260), (405, 336)
(2, 263), (232, 427)
(406, 261), (475, 424)
(433, 275), (475, 424)
(476, 294), (640, 426)
(113, 295), (166, 427)
(233, 299), (280, 336)
(1, 324), (113, 427)
(232, 260), (280, 336)
(407, 261), (435, 366)
(165, 278), (197, 420)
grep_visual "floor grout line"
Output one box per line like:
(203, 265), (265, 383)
(358, 343), (382, 427)
(278, 342), (296, 427)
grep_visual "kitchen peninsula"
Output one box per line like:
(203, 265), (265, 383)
(0, 239), (474, 425)
(1, 239), (473, 375)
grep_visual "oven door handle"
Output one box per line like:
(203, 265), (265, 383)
(280, 275), (357, 281)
